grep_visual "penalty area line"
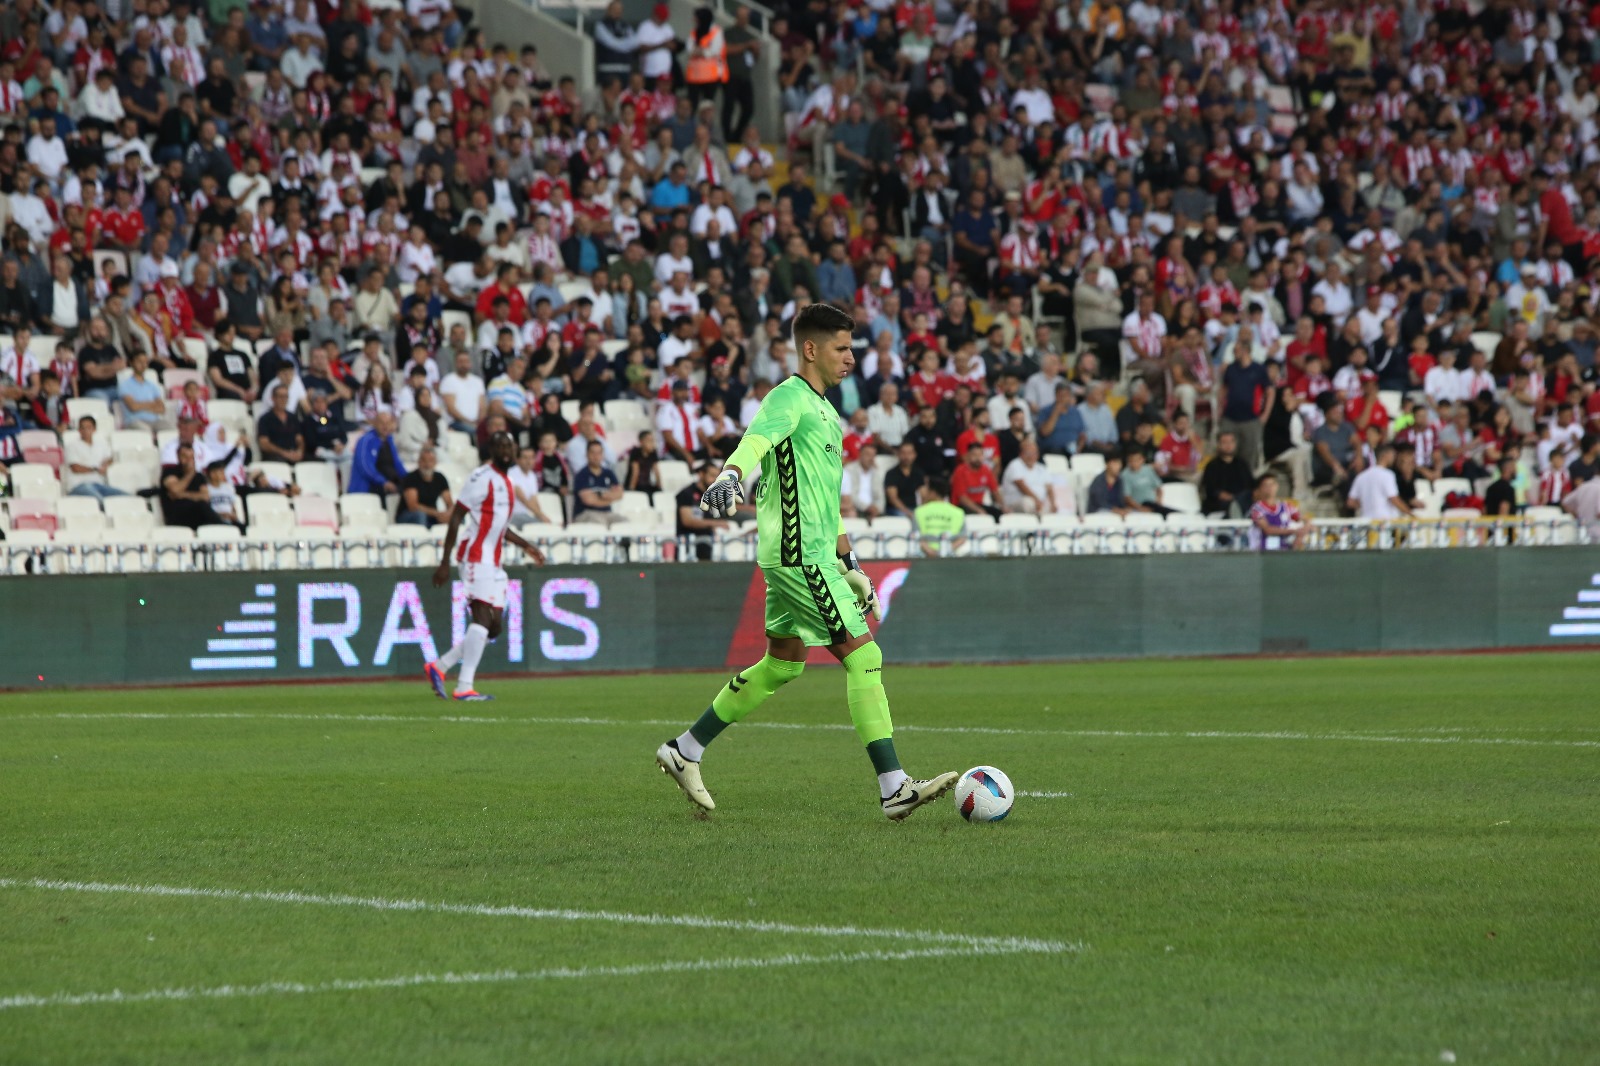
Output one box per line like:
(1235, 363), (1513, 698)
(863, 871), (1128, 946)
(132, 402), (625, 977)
(12, 711), (1600, 749)
(0, 942), (1071, 1012)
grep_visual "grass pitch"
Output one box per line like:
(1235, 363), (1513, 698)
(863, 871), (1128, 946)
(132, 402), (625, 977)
(2, 653), (1598, 1064)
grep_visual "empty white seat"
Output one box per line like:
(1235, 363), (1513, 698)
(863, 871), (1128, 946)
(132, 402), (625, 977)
(104, 496), (156, 532)
(1159, 482), (1202, 514)
(66, 397), (111, 427)
(294, 496), (340, 530)
(998, 513), (1038, 529)
(196, 524), (242, 540)
(148, 525), (195, 541)
(250, 460), (295, 487)
(339, 492), (384, 523)
(209, 399), (251, 437)
(10, 463), (61, 499)
(294, 462), (340, 500)
(107, 461), (156, 493)
(604, 401), (651, 434)
(55, 497), (108, 534)
(245, 493), (295, 533)
(340, 510), (388, 533)
(657, 460), (692, 494)
(536, 491), (566, 523)
(871, 515), (911, 534)
(616, 490), (655, 515)
(444, 430), (478, 467)
(1070, 453), (1106, 477)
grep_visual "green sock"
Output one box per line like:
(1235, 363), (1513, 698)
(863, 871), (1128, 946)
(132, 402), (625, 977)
(687, 706), (731, 748)
(865, 738), (902, 774)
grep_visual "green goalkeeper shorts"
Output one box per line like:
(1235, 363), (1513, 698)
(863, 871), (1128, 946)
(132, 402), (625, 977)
(762, 563), (870, 647)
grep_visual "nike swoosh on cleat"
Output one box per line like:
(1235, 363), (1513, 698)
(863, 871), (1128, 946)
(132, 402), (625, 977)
(883, 790), (920, 809)
(669, 752), (685, 772)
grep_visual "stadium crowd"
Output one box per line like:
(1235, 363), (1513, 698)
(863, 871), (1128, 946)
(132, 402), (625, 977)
(3, 0), (1600, 553)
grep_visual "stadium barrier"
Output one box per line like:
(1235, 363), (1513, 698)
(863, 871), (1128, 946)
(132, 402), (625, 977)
(4, 548), (1599, 689)
(1, 513), (1587, 577)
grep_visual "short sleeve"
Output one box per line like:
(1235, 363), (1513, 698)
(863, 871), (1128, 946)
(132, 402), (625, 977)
(458, 468), (489, 512)
(744, 387), (801, 446)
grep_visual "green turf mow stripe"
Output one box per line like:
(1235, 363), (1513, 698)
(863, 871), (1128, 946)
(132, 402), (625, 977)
(0, 945), (1064, 1012)
(0, 878), (1074, 956)
(10, 712), (1600, 749)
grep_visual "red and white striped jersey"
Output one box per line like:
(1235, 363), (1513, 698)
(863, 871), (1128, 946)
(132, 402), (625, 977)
(1539, 468), (1572, 507)
(455, 464), (515, 566)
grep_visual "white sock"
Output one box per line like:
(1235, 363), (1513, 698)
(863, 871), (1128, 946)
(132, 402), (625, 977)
(675, 731), (705, 762)
(456, 624), (489, 689)
(878, 769), (909, 800)
(437, 642), (463, 672)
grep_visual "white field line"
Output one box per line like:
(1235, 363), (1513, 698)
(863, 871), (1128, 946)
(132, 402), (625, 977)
(11, 712), (1600, 749)
(0, 877), (1068, 955)
(1018, 791), (1075, 798)
(0, 944), (1054, 1012)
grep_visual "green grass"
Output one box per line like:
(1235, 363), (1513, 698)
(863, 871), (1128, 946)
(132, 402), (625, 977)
(2, 654), (1598, 1064)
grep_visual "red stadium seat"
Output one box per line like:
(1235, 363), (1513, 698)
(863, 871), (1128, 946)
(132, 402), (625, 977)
(8, 498), (58, 535)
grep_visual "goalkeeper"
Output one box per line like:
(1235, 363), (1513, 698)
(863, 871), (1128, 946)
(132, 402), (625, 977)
(655, 304), (957, 820)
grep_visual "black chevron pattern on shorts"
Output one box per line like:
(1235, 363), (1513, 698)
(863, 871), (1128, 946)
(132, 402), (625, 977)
(803, 564), (849, 646)
(775, 439), (802, 566)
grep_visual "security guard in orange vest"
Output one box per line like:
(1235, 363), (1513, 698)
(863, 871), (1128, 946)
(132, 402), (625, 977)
(684, 7), (729, 115)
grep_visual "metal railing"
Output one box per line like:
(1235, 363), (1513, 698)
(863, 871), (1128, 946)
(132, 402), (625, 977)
(2, 515), (1587, 576)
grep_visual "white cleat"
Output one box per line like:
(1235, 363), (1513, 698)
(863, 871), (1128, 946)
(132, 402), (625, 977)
(881, 772), (960, 822)
(656, 740), (715, 811)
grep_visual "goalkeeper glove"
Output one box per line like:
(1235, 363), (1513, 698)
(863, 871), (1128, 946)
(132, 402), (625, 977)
(698, 468), (744, 517)
(837, 551), (882, 621)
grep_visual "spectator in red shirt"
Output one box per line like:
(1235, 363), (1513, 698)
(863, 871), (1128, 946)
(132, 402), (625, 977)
(906, 345), (956, 413)
(841, 407), (874, 462)
(474, 262), (527, 326)
(1345, 372), (1391, 438)
(949, 441), (1003, 517)
(954, 405), (999, 473)
(101, 186), (145, 251)
(1156, 410), (1200, 482)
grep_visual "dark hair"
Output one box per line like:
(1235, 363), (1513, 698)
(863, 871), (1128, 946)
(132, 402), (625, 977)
(793, 303), (856, 355)
(927, 477), (950, 499)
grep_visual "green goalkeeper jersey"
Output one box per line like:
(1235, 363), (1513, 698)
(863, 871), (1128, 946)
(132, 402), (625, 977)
(742, 375), (845, 569)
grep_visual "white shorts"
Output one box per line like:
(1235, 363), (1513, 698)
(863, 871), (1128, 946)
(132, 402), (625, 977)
(458, 561), (508, 609)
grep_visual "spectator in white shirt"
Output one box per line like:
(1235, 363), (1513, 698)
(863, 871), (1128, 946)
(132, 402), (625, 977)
(10, 180), (55, 247)
(26, 118), (69, 187)
(1001, 438), (1069, 514)
(654, 233), (695, 286)
(635, 4), (676, 80)
(438, 350), (486, 432)
(62, 414), (127, 498)
(839, 442), (883, 518)
(78, 67), (125, 129)
(866, 381), (911, 447)
(1311, 263), (1354, 325)
(508, 444), (555, 527)
(1347, 444), (1411, 519)
(658, 314), (698, 370)
(656, 379), (700, 461)
(1423, 348), (1464, 405)
(697, 397), (741, 462)
(280, 32), (324, 89)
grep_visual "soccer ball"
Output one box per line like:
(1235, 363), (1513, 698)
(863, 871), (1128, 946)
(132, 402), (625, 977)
(954, 766), (1014, 823)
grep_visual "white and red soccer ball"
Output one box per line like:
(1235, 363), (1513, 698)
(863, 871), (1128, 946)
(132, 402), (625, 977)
(954, 766), (1014, 823)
